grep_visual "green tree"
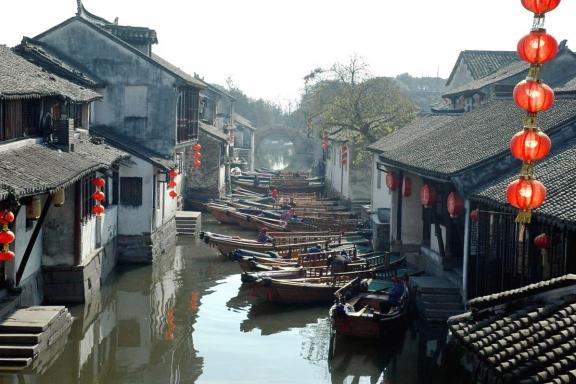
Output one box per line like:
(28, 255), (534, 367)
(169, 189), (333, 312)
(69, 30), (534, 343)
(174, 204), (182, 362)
(300, 56), (417, 164)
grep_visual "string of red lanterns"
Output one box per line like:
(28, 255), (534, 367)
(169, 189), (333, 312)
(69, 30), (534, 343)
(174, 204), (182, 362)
(168, 170), (178, 199)
(193, 143), (202, 168)
(506, 0), (561, 223)
(92, 177), (106, 216)
(0, 210), (15, 261)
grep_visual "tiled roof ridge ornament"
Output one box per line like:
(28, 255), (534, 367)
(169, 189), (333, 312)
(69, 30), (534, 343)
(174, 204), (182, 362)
(506, 0), (561, 224)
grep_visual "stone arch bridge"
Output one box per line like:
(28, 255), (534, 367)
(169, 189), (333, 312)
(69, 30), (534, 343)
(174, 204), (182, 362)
(253, 125), (322, 172)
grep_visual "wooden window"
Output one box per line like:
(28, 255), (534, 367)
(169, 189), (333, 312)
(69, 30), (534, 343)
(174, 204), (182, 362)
(120, 177), (143, 206)
(376, 167), (382, 189)
(112, 170), (119, 205)
(177, 88), (199, 143)
(79, 175), (95, 222)
(1, 100), (41, 142)
(65, 103), (83, 128)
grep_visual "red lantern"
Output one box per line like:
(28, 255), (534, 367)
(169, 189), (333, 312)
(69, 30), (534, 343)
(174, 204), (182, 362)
(420, 184), (437, 208)
(193, 143), (202, 151)
(194, 160), (201, 167)
(447, 192), (464, 218)
(0, 230), (15, 245)
(506, 178), (546, 210)
(521, 0), (560, 14)
(402, 177), (412, 197)
(470, 209), (480, 222)
(168, 181), (177, 188)
(0, 251), (14, 261)
(386, 172), (399, 191)
(193, 152), (202, 159)
(534, 233), (552, 249)
(513, 80), (555, 113)
(92, 191), (105, 201)
(169, 190), (178, 199)
(510, 129), (551, 162)
(169, 170), (178, 178)
(93, 177), (106, 188)
(0, 211), (14, 225)
(517, 31), (558, 64)
(92, 204), (105, 215)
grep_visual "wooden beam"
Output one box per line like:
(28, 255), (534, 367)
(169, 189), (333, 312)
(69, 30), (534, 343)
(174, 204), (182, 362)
(16, 194), (52, 286)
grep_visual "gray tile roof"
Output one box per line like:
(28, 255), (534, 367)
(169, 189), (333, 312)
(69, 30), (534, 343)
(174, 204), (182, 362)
(368, 114), (459, 153)
(90, 126), (175, 171)
(473, 142), (576, 226)
(327, 129), (360, 142)
(0, 45), (101, 103)
(447, 50), (519, 87)
(448, 275), (576, 384)
(556, 77), (576, 93)
(233, 113), (255, 130)
(378, 100), (576, 178)
(14, 37), (101, 87)
(0, 139), (129, 200)
(151, 53), (207, 89)
(443, 60), (529, 97)
(200, 122), (227, 142)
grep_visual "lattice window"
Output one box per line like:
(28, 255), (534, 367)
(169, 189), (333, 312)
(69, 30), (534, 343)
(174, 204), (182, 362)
(120, 177), (143, 206)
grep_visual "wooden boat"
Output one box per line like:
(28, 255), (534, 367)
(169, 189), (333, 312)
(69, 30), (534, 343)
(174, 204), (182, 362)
(329, 277), (409, 339)
(206, 204), (288, 232)
(232, 179), (325, 194)
(250, 274), (360, 304)
(200, 232), (339, 258)
(241, 252), (406, 282)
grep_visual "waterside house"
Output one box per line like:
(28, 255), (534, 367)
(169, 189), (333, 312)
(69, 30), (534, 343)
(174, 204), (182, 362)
(31, 0), (208, 262)
(0, 45), (130, 305)
(370, 44), (576, 304)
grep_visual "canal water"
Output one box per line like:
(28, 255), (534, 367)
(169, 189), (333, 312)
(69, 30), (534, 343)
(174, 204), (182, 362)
(0, 215), (448, 384)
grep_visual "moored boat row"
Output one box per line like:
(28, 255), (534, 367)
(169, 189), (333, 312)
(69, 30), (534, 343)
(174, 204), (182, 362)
(201, 185), (416, 345)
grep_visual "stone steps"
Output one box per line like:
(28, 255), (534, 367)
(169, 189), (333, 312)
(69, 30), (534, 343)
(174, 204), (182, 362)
(410, 276), (465, 324)
(176, 211), (201, 237)
(0, 306), (72, 371)
(0, 358), (32, 370)
(0, 333), (41, 345)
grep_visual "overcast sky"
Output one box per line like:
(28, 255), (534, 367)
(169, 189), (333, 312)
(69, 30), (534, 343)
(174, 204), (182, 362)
(3, 0), (575, 107)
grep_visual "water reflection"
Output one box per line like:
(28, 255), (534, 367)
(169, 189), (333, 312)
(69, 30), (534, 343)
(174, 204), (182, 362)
(0, 216), (449, 384)
(257, 133), (295, 170)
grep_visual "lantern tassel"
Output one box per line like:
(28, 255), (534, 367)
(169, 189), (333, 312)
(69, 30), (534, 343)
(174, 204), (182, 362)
(515, 209), (532, 224)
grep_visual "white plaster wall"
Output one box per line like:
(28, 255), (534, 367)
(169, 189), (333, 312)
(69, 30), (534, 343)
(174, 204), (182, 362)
(371, 154), (392, 210)
(43, 187), (75, 266)
(80, 204), (119, 263)
(448, 61), (474, 90)
(401, 175), (424, 245)
(430, 225), (447, 255)
(158, 170), (178, 230)
(8, 201), (44, 283)
(119, 158), (153, 235)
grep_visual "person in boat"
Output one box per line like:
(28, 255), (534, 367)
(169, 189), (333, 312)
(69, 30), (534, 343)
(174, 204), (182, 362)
(329, 251), (350, 273)
(271, 188), (279, 199)
(280, 207), (295, 221)
(301, 244), (321, 261)
(257, 227), (273, 243)
(289, 197), (297, 208)
(380, 276), (405, 313)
